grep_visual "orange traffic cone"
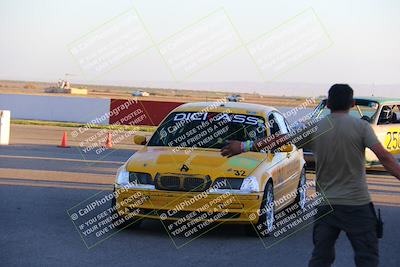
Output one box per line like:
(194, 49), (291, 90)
(58, 131), (70, 148)
(105, 132), (113, 148)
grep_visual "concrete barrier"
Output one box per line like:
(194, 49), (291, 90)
(109, 99), (184, 126)
(0, 94), (110, 124)
(0, 110), (10, 145)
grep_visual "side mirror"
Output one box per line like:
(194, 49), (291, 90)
(134, 135), (147, 145)
(279, 144), (293, 153)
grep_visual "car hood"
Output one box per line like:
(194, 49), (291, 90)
(125, 146), (269, 179)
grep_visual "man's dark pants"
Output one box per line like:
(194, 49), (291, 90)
(309, 204), (379, 267)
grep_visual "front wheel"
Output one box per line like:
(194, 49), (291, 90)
(295, 167), (307, 210)
(246, 182), (275, 237)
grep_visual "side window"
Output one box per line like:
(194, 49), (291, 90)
(268, 114), (280, 135)
(268, 112), (289, 135)
(394, 105), (400, 124)
(378, 105), (400, 125)
(274, 112), (289, 134)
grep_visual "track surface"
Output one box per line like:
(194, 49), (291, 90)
(1, 125), (400, 267)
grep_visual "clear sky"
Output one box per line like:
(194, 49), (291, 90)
(0, 0), (399, 96)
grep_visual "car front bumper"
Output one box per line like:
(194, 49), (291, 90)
(114, 186), (264, 224)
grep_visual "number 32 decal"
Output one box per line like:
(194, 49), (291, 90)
(233, 170), (246, 177)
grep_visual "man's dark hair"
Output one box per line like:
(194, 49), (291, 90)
(328, 84), (354, 111)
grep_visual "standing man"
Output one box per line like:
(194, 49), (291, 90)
(221, 84), (400, 267)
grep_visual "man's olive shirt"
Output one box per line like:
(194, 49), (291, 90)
(297, 113), (380, 205)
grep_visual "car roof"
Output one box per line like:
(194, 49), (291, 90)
(356, 97), (400, 104)
(173, 102), (278, 116)
(322, 97), (400, 105)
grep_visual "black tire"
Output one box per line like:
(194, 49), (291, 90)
(111, 196), (142, 229)
(295, 167), (307, 211)
(246, 182), (275, 237)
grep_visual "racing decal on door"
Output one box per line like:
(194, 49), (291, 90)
(385, 128), (400, 154)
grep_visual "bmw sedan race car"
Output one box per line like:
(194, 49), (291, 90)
(111, 102), (308, 236)
(304, 97), (400, 168)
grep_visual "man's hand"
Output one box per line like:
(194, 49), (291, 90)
(221, 140), (242, 158)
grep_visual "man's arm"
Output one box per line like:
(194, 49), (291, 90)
(370, 143), (400, 180)
(220, 130), (310, 157)
(220, 133), (289, 158)
(221, 119), (319, 158)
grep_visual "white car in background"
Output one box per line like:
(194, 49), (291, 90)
(227, 94), (244, 102)
(132, 90), (150, 97)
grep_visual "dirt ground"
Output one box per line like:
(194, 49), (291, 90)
(0, 80), (317, 107)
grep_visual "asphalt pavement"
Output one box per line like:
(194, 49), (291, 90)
(1, 125), (400, 267)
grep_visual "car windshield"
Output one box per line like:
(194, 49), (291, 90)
(311, 99), (379, 122)
(147, 112), (266, 149)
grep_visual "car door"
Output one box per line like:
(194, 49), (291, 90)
(268, 112), (300, 198)
(370, 104), (400, 164)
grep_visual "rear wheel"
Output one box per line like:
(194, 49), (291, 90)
(246, 182), (275, 237)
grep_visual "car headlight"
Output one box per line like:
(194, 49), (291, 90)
(116, 165), (129, 185)
(212, 178), (244, 190)
(240, 176), (260, 192)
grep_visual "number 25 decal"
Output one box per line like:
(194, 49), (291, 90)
(386, 131), (400, 150)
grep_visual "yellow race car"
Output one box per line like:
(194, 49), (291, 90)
(112, 102), (307, 235)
